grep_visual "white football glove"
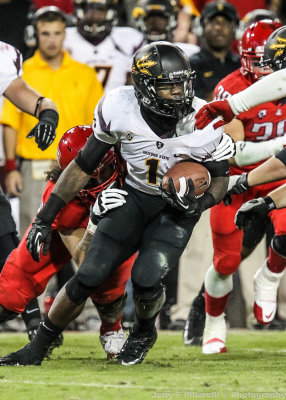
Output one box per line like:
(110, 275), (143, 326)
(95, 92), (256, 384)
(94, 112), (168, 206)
(93, 186), (127, 218)
(212, 133), (236, 162)
(87, 184), (128, 234)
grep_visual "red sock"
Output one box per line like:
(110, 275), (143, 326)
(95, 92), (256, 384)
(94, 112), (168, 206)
(267, 246), (286, 274)
(100, 317), (122, 335)
(205, 291), (230, 317)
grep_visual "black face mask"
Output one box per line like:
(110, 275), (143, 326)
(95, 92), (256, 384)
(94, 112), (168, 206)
(140, 104), (178, 138)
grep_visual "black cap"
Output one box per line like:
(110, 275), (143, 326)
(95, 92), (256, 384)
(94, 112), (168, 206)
(200, 1), (239, 25)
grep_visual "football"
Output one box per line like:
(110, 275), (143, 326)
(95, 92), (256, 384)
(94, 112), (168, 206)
(162, 161), (211, 197)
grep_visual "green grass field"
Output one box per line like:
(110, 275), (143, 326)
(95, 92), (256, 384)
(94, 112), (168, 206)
(0, 330), (285, 400)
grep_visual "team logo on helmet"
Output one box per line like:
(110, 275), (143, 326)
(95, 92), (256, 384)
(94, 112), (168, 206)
(269, 36), (286, 59)
(217, 2), (224, 11)
(156, 141), (164, 149)
(135, 52), (157, 76)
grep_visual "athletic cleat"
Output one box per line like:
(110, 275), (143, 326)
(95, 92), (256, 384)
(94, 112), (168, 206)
(202, 338), (227, 354)
(100, 329), (126, 359)
(0, 343), (44, 366)
(184, 301), (205, 346)
(254, 301), (277, 325)
(28, 328), (38, 342)
(253, 261), (284, 325)
(45, 333), (64, 359)
(116, 326), (157, 365)
(202, 314), (227, 355)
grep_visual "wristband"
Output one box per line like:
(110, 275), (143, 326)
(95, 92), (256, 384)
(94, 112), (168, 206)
(4, 159), (17, 173)
(38, 109), (59, 129)
(86, 218), (97, 235)
(34, 96), (44, 117)
(263, 196), (276, 211)
(37, 193), (66, 223)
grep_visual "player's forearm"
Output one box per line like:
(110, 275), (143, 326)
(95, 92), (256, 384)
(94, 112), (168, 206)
(228, 69), (286, 115)
(208, 176), (229, 203)
(53, 160), (91, 203)
(4, 78), (57, 117)
(199, 176), (228, 211)
(73, 230), (94, 266)
(234, 138), (285, 166)
(38, 161), (91, 224)
(247, 156), (286, 187)
(36, 97), (57, 117)
(3, 125), (17, 160)
(268, 183), (286, 209)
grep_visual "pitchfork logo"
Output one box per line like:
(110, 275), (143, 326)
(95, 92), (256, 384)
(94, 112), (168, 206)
(135, 52), (157, 76)
(269, 36), (286, 59)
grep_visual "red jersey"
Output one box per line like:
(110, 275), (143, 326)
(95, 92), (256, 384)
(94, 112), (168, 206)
(213, 69), (286, 174)
(43, 180), (90, 231)
(0, 180), (134, 313)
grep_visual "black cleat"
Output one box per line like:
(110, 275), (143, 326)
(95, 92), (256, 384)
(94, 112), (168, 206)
(28, 329), (64, 359)
(0, 343), (44, 366)
(28, 328), (38, 342)
(116, 326), (157, 365)
(45, 333), (64, 359)
(183, 293), (206, 346)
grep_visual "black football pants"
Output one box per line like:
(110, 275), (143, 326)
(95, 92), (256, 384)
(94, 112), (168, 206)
(76, 184), (200, 296)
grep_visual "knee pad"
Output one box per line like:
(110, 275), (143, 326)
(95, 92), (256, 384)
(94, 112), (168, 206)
(66, 276), (94, 305)
(93, 293), (127, 323)
(133, 285), (166, 320)
(205, 263), (233, 298)
(272, 235), (286, 258)
(0, 305), (18, 323)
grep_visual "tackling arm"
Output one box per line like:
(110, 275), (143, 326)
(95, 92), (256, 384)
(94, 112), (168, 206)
(59, 228), (92, 266)
(247, 154), (286, 187)
(26, 136), (112, 261)
(267, 183), (286, 209)
(228, 69), (286, 115)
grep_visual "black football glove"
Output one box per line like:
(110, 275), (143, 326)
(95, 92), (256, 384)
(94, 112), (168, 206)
(27, 109), (59, 151)
(26, 217), (52, 261)
(223, 173), (250, 206)
(161, 177), (200, 216)
(235, 196), (276, 230)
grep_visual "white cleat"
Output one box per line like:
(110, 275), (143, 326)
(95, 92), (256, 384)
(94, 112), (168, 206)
(100, 329), (126, 359)
(202, 314), (227, 355)
(253, 261), (285, 325)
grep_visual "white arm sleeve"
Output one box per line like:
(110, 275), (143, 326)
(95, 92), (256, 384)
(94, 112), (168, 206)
(234, 137), (285, 166)
(228, 69), (286, 115)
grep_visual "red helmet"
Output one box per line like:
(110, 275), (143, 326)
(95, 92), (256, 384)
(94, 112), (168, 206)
(57, 125), (124, 203)
(240, 20), (282, 81)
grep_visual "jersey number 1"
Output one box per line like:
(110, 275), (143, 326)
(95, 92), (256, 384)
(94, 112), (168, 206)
(146, 158), (160, 185)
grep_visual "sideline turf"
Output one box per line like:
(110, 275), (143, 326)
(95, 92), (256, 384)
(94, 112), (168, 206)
(0, 330), (285, 400)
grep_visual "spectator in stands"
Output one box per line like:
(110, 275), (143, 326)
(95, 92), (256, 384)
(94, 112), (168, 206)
(189, 1), (240, 101)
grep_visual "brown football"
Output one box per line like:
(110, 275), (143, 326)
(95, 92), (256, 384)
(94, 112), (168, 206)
(162, 161), (211, 197)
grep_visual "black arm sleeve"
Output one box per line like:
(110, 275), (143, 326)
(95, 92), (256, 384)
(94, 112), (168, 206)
(275, 148), (286, 166)
(75, 134), (112, 175)
(201, 160), (229, 178)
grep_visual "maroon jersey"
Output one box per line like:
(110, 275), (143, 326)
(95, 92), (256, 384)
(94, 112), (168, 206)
(213, 69), (286, 174)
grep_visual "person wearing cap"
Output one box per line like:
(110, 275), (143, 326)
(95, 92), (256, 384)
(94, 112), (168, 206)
(1, 6), (103, 238)
(179, 1), (267, 20)
(189, 0), (240, 102)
